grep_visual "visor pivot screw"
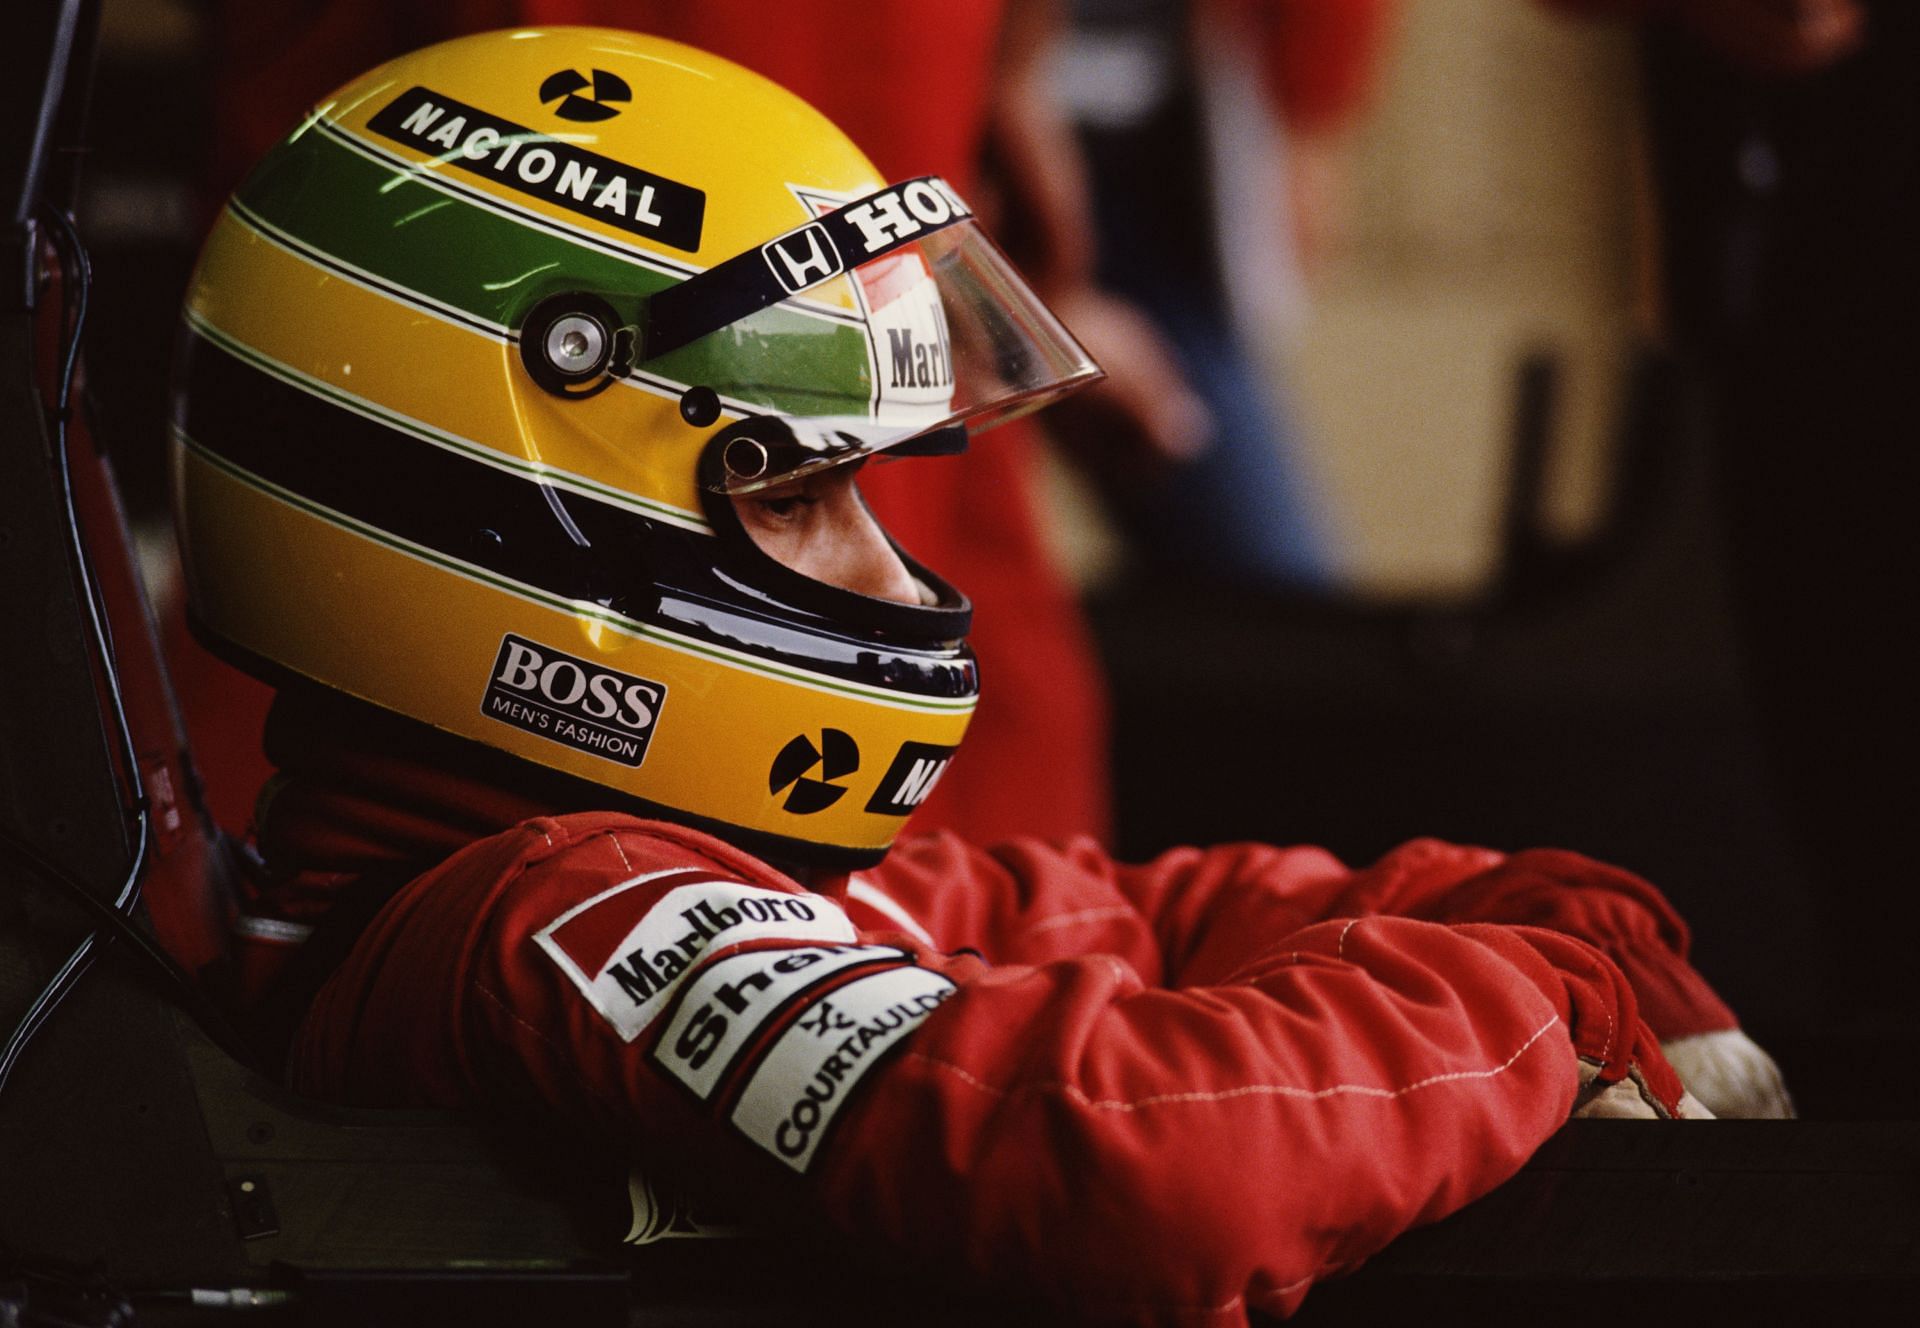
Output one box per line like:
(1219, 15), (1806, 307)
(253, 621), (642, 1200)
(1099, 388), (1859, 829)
(521, 293), (624, 397)
(680, 385), (721, 428)
(545, 315), (608, 376)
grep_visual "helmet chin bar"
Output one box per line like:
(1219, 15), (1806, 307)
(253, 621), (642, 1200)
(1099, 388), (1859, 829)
(520, 292), (636, 399)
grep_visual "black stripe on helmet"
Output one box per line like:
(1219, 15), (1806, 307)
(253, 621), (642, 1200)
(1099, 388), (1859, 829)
(173, 327), (976, 694)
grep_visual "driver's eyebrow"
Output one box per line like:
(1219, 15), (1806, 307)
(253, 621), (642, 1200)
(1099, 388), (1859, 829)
(640, 176), (972, 362)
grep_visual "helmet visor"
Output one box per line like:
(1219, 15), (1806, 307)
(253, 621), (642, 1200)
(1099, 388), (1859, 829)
(635, 178), (1102, 494)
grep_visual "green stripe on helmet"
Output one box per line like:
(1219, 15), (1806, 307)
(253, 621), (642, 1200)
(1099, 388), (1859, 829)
(233, 120), (878, 419)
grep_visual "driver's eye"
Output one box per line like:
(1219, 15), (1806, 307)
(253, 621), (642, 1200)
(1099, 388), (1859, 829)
(753, 492), (815, 520)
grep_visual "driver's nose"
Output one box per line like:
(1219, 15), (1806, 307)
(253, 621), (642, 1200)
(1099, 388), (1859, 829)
(830, 488), (923, 605)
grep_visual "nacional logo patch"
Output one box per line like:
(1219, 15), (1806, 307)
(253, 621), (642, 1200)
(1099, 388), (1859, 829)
(481, 634), (667, 769)
(365, 86), (706, 251)
(534, 871), (857, 1042)
(863, 741), (957, 816)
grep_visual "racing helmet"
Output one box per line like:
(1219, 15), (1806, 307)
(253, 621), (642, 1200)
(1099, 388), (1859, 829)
(170, 27), (1099, 868)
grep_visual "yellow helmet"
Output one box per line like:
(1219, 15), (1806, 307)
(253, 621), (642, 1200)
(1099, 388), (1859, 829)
(171, 27), (1098, 868)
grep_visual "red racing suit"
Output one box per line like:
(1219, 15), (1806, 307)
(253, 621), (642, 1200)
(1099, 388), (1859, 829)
(281, 798), (1732, 1324)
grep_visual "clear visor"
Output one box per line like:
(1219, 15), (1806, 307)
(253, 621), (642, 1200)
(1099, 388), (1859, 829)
(635, 203), (1101, 495)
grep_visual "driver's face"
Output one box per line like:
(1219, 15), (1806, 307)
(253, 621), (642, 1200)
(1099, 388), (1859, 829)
(731, 465), (923, 605)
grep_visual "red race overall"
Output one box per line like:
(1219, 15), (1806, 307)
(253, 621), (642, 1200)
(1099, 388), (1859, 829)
(284, 799), (1727, 1324)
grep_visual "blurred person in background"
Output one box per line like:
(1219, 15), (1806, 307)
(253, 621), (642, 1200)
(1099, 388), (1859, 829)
(1548, 0), (1915, 1030)
(1050, 0), (1394, 592)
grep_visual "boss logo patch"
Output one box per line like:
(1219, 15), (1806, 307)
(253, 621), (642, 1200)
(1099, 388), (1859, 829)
(482, 633), (666, 767)
(864, 741), (956, 815)
(366, 86), (706, 251)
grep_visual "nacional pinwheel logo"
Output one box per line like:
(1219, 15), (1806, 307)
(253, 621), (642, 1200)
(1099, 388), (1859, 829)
(769, 729), (859, 815)
(539, 67), (633, 122)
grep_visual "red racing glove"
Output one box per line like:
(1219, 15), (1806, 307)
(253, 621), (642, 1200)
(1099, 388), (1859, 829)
(1455, 922), (1689, 1116)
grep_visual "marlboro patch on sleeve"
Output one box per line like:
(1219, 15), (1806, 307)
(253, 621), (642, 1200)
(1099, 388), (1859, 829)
(534, 870), (857, 1042)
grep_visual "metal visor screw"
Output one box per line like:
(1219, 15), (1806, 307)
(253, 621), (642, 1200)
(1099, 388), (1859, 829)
(545, 314), (608, 378)
(722, 435), (771, 483)
(721, 435), (771, 481)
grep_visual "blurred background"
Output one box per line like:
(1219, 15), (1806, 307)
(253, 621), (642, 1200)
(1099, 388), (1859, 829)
(69, 0), (1911, 1112)
(1046, 0), (1651, 599)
